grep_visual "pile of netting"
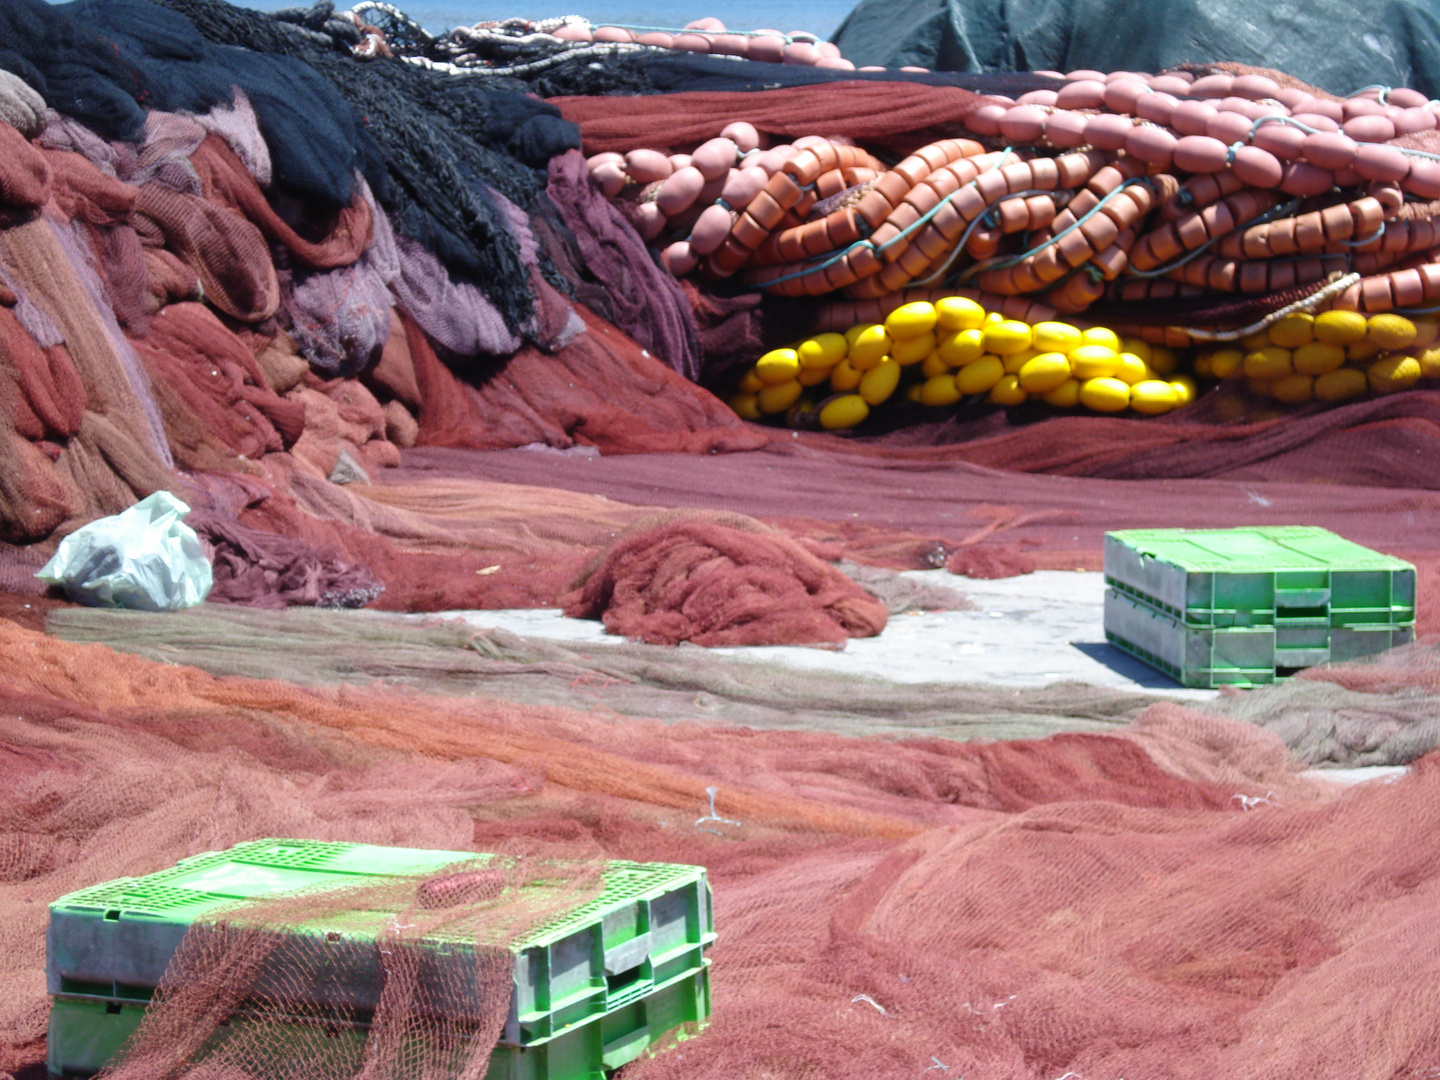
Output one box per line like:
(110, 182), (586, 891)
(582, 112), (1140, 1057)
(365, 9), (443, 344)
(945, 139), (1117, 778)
(569, 66), (1440, 424)
(9, 611), (1440, 1079)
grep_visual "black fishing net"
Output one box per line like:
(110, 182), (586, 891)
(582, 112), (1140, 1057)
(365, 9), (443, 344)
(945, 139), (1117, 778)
(521, 49), (1066, 99)
(14, 0), (583, 339)
(0, 0), (151, 141)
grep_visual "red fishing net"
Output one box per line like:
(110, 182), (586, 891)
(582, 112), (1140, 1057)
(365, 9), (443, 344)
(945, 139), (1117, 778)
(554, 80), (994, 157)
(560, 511), (889, 646)
(7, 615), (1440, 1080)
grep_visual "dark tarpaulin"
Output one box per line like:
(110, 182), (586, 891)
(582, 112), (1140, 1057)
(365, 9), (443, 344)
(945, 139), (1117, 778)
(831, 0), (1440, 98)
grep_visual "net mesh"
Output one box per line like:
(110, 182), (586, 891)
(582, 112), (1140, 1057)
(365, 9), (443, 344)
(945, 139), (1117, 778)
(7, 614), (1440, 1080)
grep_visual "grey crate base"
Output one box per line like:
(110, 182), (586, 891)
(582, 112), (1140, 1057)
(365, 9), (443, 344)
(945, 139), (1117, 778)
(1104, 589), (1412, 688)
(48, 964), (710, 1080)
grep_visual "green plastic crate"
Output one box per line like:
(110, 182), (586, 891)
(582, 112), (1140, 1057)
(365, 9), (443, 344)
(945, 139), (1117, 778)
(47, 963), (710, 1080)
(1105, 588), (1414, 687)
(47, 840), (714, 1046)
(1105, 526), (1416, 628)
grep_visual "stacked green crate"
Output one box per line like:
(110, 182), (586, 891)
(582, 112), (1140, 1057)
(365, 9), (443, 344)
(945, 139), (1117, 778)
(46, 839), (714, 1079)
(1104, 526), (1415, 687)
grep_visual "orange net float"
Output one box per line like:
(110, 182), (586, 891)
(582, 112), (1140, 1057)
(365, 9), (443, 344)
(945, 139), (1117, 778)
(846, 153), (1091, 299)
(1152, 171), (1248, 222)
(1331, 260), (1440, 312)
(742, 142), (989, 271)
(701, 141), (883, 279)
(1128, 188), (1286, 272)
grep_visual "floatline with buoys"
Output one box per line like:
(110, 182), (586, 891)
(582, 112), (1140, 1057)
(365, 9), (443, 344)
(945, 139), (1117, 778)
(575, 60), (1440, 430)
(727, 298), (1440, 430)
(588, 72), (1440, 324)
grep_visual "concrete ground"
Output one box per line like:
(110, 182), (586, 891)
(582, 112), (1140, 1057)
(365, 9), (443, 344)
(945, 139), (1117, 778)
(449, 569), (1221, 701)
(449, 570), (1409, 784)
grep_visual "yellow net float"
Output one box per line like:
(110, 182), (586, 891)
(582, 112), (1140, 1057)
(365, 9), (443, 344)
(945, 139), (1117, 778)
(1315, 367), (1369, 402)
(1078, 377), (1131, 413)
(1269, 373), (1315, 404)
(1129, 379), (1180, 414)
(818, 393), (869, 429)
(890, 333), (936, 366)
(938, 328), (985, 366)
(728, 391), (761, 420)
(726, 297), (1440, 432)
(829, 358), (863, 392)
(797, 332), (847, 369)
(1113, 352), (1150, 386)
(1042, 377), (1081, 408)
(730, 298), (1191, 428)
(988, 374), (1027, 407)
(1267, 313), (1315, 349)
(981, 319), (1033, 356)
(1017, 353), (1072, 394)
(884, 300), (939, 340)
(1368, 354), (1423, 393)
(1032, 321), (1083, 354)
(1069, 344), (1120, 380)
(754, 348), (801, 383)
(847, 324), (892, 369)
(858, 358), (902, 405)
(1366, 313), (1419, 351)
(1292, 342), (1346, 376)
(934, 296), (986, 331)
(919, 372), (963, 407)
(757, 378), (803, 413)
(1312, 309), (1369, 346)
(1194, 311), (1440, 406)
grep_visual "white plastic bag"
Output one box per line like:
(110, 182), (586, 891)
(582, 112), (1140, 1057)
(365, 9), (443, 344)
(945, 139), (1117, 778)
(37, 492), (213, 611)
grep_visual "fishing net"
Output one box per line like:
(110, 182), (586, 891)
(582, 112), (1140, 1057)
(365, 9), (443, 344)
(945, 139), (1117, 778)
(97, 853), (608, 1080)
(385, 442), (1440, 588)
(560, 511), (890, 646)
(542, 150), (702, 382)
(527, 49), (1061, 100)
(144, 0), (580, 337)
(554, 74), (1016, 157)
(12, 609), (1440, 1079)
(34, 601), (1182, 740)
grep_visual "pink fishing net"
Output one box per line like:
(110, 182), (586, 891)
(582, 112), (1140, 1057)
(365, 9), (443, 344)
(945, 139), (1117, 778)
(2, 61), (1440, 643)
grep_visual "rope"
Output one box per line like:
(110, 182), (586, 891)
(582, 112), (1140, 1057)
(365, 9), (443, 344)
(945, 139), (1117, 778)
(1174, 273), (1362, 341)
